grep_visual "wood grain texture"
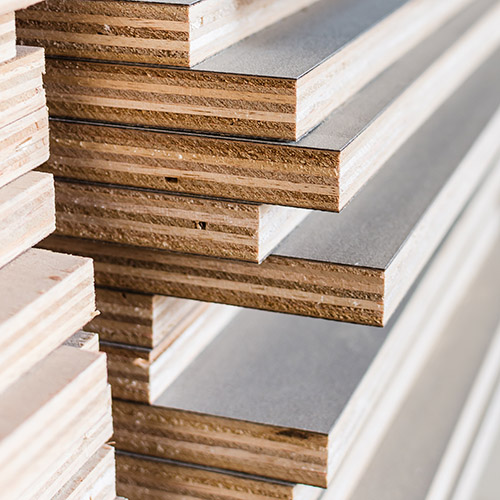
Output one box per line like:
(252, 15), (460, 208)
(0, 247), (95, 393)
(0, 13), (16, 64)
(65, 330), (99, 352)
(17, 0), (319, 67)
(53, 446), (116, 500)
(116, 451), (322, 500)
(43, 0), (499, 211)
(110, 155), (500, 488)
(0, 0), (42, 16)
(0, 171), (55, 269)
(53, 179), (309, 262)
(89, 288), (207, 348)
(41, 0), (472, 140)
(101, 303), (238, 403)
(0, 346), (110, 499)
(41, 55), (500, 326)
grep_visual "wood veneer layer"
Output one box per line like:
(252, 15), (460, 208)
(0, 0), (43, 16)
(0, 247), (95, 393)
(53, 180), (309, 262)
(44, 0), (499, 210)
(41, 0), (472, 140)
(110, 150), (500, 488)
(17, 0), (319, 67)
(101, 303), (238, 403)
(0, 171), (55, 269)
(41, 53), (500, 326)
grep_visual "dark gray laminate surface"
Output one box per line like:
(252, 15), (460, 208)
(194, 0), (407, 77)
(273, 49), (500, 269)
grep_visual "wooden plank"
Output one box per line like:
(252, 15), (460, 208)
(0, 171), (55, 269)
(0, 346), (110, 499)
(43, 0), (500, 211)
(64, 330), (99, 352)
(89, 288), (208, 348)
(53, 446), (116, 500)
(110, 151), (500, 488)
(0, 247), (96, 393)
(343, 266), (500, 500)
(116, 451), (322, 500)
(101, 303), (238, 403)
(17, 0), (321, 67)
(53, 180), (309, 262)
(42, 52), (500, 326)
(0, 13), (16, 64)
(40, 0), (473, 141)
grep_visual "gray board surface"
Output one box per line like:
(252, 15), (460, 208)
(272, 49), (500, 269)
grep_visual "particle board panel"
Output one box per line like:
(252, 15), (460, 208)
(110, 159), (500, 488)
(0, 46), (46, 131)
(0, 171), (55, 269)
(89, 288), (207, 348)
(53, 446), (116, 500)
(343, 258), (500, 500)
(65, 330), (100, 352)
(0, 346), (110, 499)
(1, 108), (49, 189)
(116, 451), (322, 500)
(0, 247), (96, 393)
(42, 52), (500, 326)
(101, 303), (238, 403)
(0, 13), (16, 64)
(44, 0), (499, 211)
(41, 0), (472, 141)
(54, 180), (310, 262)
(17, 0), (320, 67)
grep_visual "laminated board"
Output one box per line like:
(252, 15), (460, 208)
(0, 247), (95, 393)
(101, 303), (238, 403)
(54, 180), (309, 262)
(0, 13), (15, 64)
(17, 0), (320, 67)
(42, 52), (500, 326)
(0, 172), (55, 269)
(41, 0), (472, 140)
(110, 155), (500, 487)
(45, 0), (500, 210)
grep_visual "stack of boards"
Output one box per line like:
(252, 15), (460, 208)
(15, 0), (500, 498)
(0, 2), (122, 499)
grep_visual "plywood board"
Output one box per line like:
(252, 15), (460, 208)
(17, 0), (320, 67)
(0, 247), (96, 393)
(116, 451), (322, 500)
(343, 253), (500, 500)
(44, 0), (500, 211)
(0, 171), (55, 269)
(0, 13), (16, 64)
(101, 303), (238, 403)
(110, 156), (500, 488)
(41, 0), (472, 140)
(54, 180), (309, 262)
(53, 446), (116, 500)
(0, 346), (110, 499)
(42, 52), (500, 326)
(89, 289), (207, 348)
(0, 46), (46, 132)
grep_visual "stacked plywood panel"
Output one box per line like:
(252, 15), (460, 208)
(0, 2), (121, 498)
(17, 0), (500, 497)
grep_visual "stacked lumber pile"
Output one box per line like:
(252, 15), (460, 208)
(17, 0), (500, 497)
(0, 2), (121, 498)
